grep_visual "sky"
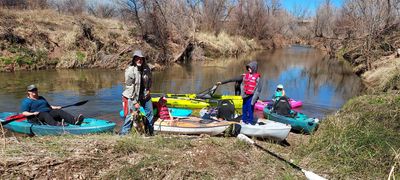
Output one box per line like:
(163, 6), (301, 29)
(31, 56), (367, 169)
(281, 0), (344, 17)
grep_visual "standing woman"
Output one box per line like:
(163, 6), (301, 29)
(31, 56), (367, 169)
(120, 51), (142, 135)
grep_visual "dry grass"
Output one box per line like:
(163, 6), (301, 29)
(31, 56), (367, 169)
(0, 133), (312, 179)
(294, 93), (400, 179)
(195, 31), (261, 57)
(363, 55), (400, 92)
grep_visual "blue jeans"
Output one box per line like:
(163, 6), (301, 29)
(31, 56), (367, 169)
(242, 95), (255, 124)
(140, 98), (154, 135)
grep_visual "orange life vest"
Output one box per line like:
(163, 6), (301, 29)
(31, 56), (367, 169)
(243, 73), (260, 95)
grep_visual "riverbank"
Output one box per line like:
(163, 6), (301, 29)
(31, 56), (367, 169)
(0, 9), (265, 72)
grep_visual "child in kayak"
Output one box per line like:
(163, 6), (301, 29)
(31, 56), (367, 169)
(155, 96), (176, 121)
(273, 84), (286, 101)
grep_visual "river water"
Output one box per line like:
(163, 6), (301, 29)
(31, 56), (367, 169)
(0, 46), (362, 122)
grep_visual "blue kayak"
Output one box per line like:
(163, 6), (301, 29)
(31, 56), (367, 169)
(0, 112), (116, 136)
(119, 107), (192, 118)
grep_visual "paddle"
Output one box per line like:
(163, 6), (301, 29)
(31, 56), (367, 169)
(237, 134), (327, 180)
(196, 84), (219, 99)
(1, 100), (89, 126)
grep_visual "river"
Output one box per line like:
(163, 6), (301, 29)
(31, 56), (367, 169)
(0, 46), (363, 124)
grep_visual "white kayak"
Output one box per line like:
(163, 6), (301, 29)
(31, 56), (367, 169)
(239, 118), (291, 141)
(153, 116), (235, 136)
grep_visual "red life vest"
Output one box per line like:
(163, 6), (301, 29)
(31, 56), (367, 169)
(243, 73), (260, 95)
(158, 104), (171, 120)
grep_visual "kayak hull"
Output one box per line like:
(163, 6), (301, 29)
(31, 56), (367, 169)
(0, 112), (116, 136)
(119, 107), (192, 118)
(263, 108), (318, 134)
(239, 119), (291, 141)
(255, 99), (303, 111)
(153, 116), (234, 135)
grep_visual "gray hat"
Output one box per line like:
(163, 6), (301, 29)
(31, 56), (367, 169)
(27, 84), (37, 91)
(133, 50), (144, 58)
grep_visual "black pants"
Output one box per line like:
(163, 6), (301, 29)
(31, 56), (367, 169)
(29, 109), (77, 126)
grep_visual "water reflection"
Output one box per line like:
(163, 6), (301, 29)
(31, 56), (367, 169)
(0, 46), (362, 119)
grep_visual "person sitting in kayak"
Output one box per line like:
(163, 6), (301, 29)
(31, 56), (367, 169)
(216, 77), (243, 96)
(155, 96), (174, 121)
(272, 84), (286, 101)
(20, 84), (84, 126)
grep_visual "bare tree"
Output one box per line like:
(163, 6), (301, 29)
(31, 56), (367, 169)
(87, 2), (117, 18)
(0, 0), (28, 9)
(48, 0), (86, 15)
(314, 0), (335, 38)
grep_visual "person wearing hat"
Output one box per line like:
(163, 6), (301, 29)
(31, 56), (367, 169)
(273, 84), (286, 101)
(120, 50), (154, 135)
(20, 85), (84, 126)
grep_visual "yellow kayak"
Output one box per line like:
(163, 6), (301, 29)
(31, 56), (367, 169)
(152, 93), (243, 109)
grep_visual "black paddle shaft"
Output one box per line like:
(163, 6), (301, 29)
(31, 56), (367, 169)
(254, 143), (302, 171)
(61, 100), (88, 108)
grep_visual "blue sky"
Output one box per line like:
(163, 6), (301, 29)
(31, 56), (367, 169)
(281, 0), (344, 16)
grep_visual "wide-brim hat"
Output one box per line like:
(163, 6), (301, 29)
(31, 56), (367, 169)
(133, 50), (144, 58)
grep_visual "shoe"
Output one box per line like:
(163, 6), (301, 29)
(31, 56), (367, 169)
(75, 114), (85, 125)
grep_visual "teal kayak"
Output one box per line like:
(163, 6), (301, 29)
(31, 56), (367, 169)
(263, 108), (319, 134)
(119, 107), (192, 118)
(0, 112), (116, 136)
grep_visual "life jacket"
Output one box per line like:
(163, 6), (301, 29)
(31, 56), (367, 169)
(158, 104), (171, 120)
(274, 91), (283, 100)
(243, 73), (260, 95)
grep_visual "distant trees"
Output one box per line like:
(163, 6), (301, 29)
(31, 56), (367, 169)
(48, 0), (86, 15)
(0, 0), (47, 9)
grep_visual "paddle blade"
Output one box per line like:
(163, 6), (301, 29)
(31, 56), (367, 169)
(237, 134), (255, 145)
(74, 100), (89, 106)
(301, 169), (327, 180)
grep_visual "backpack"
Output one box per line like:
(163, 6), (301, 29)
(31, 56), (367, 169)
(217, 99), (236, 121)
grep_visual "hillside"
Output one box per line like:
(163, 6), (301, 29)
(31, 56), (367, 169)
(0, 9), (262, 72)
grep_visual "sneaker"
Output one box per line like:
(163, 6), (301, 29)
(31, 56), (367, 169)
(75, 114), (85, 125)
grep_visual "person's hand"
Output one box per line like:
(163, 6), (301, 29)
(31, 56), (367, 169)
(145, 90), (150, 98)
(134, 103), (140, 109)
(216, 82), (222, 85)
(32, 112), (39, 116)
(51, 106), (62, 110)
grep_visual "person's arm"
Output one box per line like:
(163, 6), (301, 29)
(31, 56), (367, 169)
(20, 99), (39, 116)
(282, 90), (286, 97)
(251, 77), (262, 105)
(217, 75), (243, 85)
